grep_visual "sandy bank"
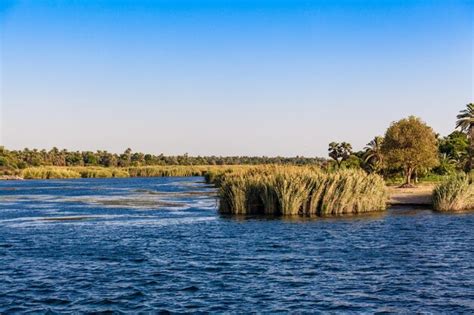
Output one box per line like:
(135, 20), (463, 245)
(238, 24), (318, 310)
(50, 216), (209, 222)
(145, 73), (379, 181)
(388, 185), (434, 206)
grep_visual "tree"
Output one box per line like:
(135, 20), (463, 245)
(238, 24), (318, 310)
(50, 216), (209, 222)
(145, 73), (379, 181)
(434, 153), (457, 175)
(438, 131), (468, 170)
(328, 142), (352, 168)
(456, 103), (474, 170)
(381, 116), (438, 187)
(363, 136), (384, 173)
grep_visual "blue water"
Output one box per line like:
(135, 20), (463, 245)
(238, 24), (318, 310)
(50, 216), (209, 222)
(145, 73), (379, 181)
(0, 177), (473, 313)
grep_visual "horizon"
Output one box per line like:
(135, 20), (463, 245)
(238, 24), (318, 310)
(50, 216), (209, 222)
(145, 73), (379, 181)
(1, 0), (473, 156)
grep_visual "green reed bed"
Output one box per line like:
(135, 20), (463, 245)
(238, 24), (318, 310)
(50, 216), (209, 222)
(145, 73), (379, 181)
(213, 166), (387, 216)
(433, 174), (474, 211)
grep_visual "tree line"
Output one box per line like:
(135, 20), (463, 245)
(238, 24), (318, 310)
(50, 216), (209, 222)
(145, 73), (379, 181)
(0, 147), (327, 171)
(328, 103), (472, 186)
(2, 103), (472, 185)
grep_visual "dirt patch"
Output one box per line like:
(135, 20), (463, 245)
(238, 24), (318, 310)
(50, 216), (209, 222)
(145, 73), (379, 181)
(388, 185), (434, 206)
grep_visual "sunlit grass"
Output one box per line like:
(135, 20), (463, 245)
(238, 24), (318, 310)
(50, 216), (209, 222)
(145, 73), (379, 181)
(19, 165), (249, 179)
(210, 166), (387, 216)
(433, 174), (474, 211)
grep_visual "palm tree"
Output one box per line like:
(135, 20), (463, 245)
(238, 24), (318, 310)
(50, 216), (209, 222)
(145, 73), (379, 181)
(438, 153), (457, 175)
(456, 103), (474, 170)
(363, 136), (384, 173)
(328, 142), (352, 168)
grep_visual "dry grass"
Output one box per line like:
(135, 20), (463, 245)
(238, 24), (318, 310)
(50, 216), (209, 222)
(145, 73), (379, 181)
(433, 174), (474, 211)
(19, 165), (249, 180)
(211, 166), (387, 216)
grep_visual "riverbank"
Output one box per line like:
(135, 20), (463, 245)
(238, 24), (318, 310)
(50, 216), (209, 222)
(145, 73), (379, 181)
(1, 167), (436, 207)
(0, 175), (23, 180)
(1, 165), (251, 180)
(388, 185), (434, 206)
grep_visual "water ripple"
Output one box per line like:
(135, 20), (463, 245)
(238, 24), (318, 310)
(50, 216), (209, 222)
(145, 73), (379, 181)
(0, 177), (473, 313)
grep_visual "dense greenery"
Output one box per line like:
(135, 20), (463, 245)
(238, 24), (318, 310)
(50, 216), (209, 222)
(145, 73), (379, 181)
(208, 166), (387, 216)
(328, 142), (352, 168)
(1, 104), (473, 188)
(381, 116), (439, 186)
(433, 174), (474, 211)
(455, 103), (474, 170)
(0, 146), (326, 175)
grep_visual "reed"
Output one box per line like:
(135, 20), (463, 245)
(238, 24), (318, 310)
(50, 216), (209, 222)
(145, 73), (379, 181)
(21, 167), (82, 179)
(216, 166), (387, 216)
(128, 166), (205, 177)
(432, 174), (474, 211)
(17, 165), (249, 180)
(73, 167), (129, 178)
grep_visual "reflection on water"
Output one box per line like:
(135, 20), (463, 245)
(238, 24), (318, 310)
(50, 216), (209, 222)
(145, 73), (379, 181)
(0, 177), (473, 313)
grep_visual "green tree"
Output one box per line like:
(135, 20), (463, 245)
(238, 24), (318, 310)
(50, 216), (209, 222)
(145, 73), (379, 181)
(118, 148), (132, 167)
(456, 103), (474, 170)
(438, 131), (468, 170)
(381, 116), (439, 187)
(363, 136), (384, 174)
(328, 142), (352, 168)
(82, 151), (98, 166)
(434, 153), (457, 175)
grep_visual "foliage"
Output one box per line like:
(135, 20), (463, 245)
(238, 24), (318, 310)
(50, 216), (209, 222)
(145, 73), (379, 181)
(328, 142), (353, 168)
(213, 166), (387, 216)
(433, 153), (457, 175)
(0, 147), (326, 174)
(363, 136), (385, 174)
(456, 103), (474, 171)
(433, 174), (474, 211)
(381, 116), (439, 186)
(438, 131), (469, 162)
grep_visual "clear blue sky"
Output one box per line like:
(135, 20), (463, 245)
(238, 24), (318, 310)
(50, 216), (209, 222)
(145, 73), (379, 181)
(1, 0), (472, 157)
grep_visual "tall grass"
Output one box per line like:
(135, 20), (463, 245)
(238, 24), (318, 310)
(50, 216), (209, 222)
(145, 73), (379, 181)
(215, 166), (387, 216)
(73, 167), (129, 178)
(19, 165), (248, 180)
(433, 174), (474, 211)
(21, 167), (82, 179)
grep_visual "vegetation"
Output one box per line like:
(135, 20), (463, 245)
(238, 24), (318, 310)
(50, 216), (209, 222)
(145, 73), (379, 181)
(0, 146), (326, 174)
(381, 116), (439, 187)
(363, 136), (385, 174)
(438, 131), (468, 172)
(433, 174), (474, 211)
(456, 103), (474, 171)
(210, 166), (387, 216)
(17, 165), (251, 180)
(1, 104), (473, 191)
(21, 167), (82, 179)
(328, 142), (352, 168)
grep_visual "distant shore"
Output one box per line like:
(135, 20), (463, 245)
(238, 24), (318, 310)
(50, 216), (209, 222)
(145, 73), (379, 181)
(0, 175), (23, 180)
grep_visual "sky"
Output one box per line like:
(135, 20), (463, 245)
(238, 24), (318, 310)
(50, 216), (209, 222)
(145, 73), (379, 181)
(0, 0), (472, 157)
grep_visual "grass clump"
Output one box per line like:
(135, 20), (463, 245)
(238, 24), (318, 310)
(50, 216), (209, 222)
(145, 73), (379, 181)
(216, 166), (387, 216)
(433, 174), (474, 211)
